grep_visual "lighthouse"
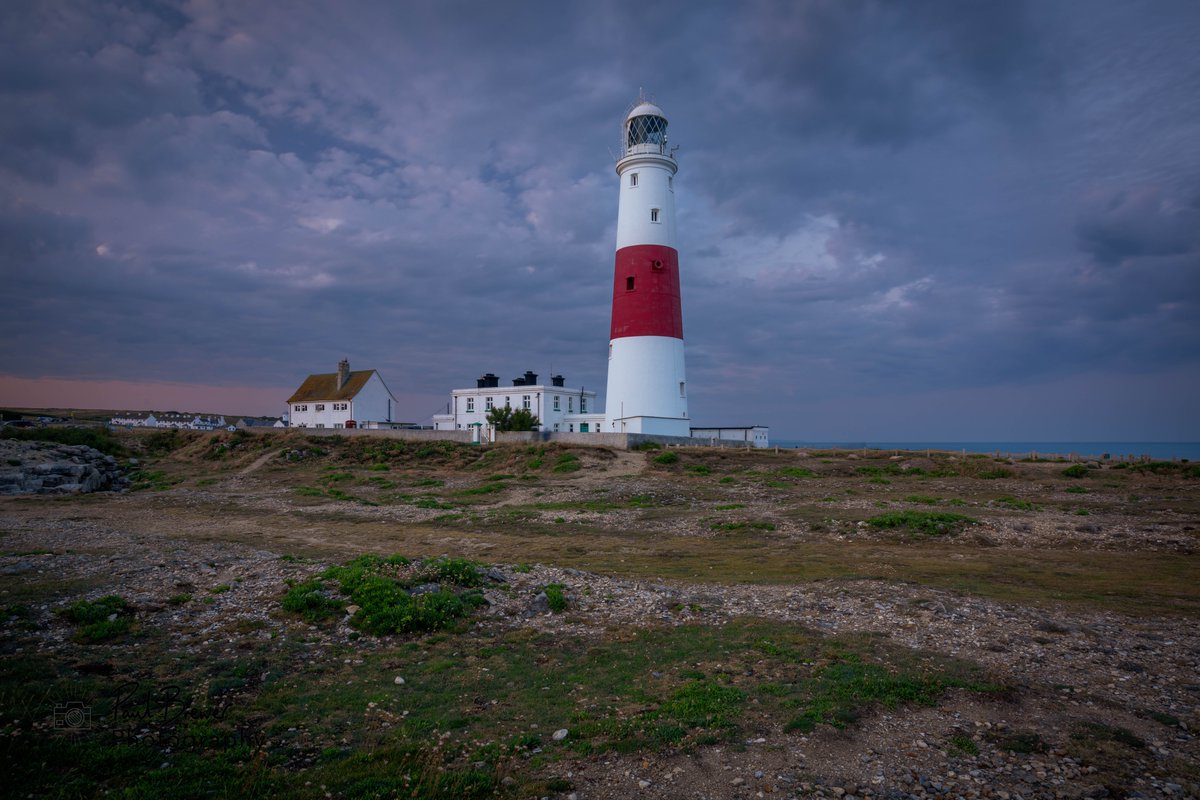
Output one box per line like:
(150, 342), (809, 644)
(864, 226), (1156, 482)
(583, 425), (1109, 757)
(604, 98), (690, 435)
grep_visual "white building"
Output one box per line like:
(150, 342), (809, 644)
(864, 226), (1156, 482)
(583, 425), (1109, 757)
(690, 426), (770, 448)
(287, 359), (399, 429)
(433, 371), (603, 435)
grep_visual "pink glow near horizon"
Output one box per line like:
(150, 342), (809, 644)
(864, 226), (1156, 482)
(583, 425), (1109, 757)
(0, 375), (446, 423)
(0, 375), (294, 416)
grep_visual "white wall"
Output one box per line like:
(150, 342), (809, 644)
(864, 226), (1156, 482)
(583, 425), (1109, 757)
(433, 384), (598, 432)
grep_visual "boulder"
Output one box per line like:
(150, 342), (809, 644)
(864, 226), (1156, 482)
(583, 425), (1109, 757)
(0, 439), (130, 495)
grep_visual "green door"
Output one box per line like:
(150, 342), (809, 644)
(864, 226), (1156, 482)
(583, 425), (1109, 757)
(579, 423), (589, 432)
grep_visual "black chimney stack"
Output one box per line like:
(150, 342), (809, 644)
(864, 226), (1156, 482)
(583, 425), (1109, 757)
(551, 374), (565, 387)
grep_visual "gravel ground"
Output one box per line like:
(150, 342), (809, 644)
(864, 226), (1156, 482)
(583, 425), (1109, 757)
(2, 502), (1197, 800)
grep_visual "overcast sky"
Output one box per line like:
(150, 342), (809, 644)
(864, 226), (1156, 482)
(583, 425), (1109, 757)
(2, 0), (1198, 440)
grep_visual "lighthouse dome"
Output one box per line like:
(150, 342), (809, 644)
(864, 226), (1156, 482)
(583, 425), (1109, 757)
(626, 102), (665, 122)
(625, 101), (669, 153)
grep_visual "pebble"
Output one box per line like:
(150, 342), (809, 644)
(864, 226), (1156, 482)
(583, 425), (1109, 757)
(552, 728), (569, 741)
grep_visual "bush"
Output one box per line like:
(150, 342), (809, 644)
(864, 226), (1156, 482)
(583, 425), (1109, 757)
(302, 554), (486, 636)
(653, 451), (679, 465)
(544, 583), (567, 613)
(1061, 464), (1089, 478)
(282, 579), (344, 622)
(59, 595), (132, 641)
(686, 464), (711, 476)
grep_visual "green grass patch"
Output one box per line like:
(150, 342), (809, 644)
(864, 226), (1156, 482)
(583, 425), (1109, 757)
(553, 453), (581, 473)
(57, 595), (133, 641)
(866, 510), (977, 538)
(779, 467), (816, 478)
(653, 451), (679, 465)
(711, 521), (776, 531)
(994, 495), (1037, 511)
(903, 495), (941, 505)
(0, 425), (126, 456)
(1061, 464), (1089, 478)
(1065, 486), (1089, 494)
(686, 464), (711, 476)
(544, 583), (568, 613)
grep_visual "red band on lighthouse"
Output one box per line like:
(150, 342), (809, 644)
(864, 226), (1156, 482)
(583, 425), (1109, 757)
(610, 244), (683, 340)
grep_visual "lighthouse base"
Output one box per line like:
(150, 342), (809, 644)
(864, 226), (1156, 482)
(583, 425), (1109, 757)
(604, 335), (689, 435)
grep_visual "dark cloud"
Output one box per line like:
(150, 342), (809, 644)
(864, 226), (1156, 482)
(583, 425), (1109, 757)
(0, 0), (1197, 438)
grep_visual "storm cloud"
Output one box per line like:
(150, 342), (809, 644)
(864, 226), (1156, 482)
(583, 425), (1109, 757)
(1, 0), (1197, 439)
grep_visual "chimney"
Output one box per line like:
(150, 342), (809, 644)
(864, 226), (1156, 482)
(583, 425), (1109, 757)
(337, 359), (350, 390)
(551, 375), (565, 387)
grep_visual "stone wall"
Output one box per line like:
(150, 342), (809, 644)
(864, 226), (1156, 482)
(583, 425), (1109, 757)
(0, 440), (130, 495)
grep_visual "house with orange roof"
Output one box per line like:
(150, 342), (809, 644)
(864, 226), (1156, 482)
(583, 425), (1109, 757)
(286, 359), (399, 429)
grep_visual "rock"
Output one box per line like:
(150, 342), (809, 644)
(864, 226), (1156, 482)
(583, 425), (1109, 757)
(409, 582), (441, 595)
(0, 440), (129, 495)
(394, 676), (405, 685)
(638, 779), (651, 788)
(485, 567), (507, 583)
(529, 592), (551, 614)
(345, 605), (360, 615)
(552, 728), (568, 741)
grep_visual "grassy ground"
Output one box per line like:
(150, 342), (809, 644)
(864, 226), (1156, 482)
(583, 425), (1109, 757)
(2, 429), (1197, 797)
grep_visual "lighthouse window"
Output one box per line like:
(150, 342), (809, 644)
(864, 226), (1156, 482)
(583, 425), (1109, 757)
(668, 176), (673, 190)
(630, 173), (638, 187)
(679, 381), (686, 397)
(626, 276), (635, 291)
(650, 208), (660, 223)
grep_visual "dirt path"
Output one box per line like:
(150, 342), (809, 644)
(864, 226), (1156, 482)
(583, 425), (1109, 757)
(238, 448), (284, 476)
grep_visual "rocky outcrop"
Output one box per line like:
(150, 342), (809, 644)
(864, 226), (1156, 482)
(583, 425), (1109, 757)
(0, 439), (130, 495)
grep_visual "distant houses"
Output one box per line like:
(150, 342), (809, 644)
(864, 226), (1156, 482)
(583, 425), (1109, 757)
(110, 412), (228, 430)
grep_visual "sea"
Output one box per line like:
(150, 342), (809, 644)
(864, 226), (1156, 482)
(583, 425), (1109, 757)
(770, 441), (1200, 461)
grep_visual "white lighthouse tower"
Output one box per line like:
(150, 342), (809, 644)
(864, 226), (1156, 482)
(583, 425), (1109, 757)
(604, 98), (690, 435)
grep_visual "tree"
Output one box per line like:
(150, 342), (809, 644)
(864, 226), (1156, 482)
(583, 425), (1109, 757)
(486, 406), (540, 432)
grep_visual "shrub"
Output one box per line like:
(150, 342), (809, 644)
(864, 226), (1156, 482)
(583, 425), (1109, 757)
(544, 583), (567, 613)
(59, 595), (132, 641)
(653, 451), (679, 465)
(420, 556), (483, 587)
(686, 464), (711, 476)
(1061, 464), (1089, 478)
(282, 579), (344, 622)
(632, 441), (661, 451)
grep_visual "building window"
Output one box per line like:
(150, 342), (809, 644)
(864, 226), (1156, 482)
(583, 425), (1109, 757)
(504, 396), (510, 408)
(569, 424), (574, 432)
(626, 276), (635, 291)
(315, 404), (325, 411)
(522, 395), (531, 409)
(316, 424), (325, 429)
(466, 397), (474, 412)
(580, 397), (587, 412)
(485, 397), (493, 411)
(668, 176), (673, 190)
(553, 395), (560, 411)
(300, 405), (308, 412)
(334, 423), (343, 429)
(630, 173), (638, 187)
(553, 423), (559, 431)
(568, 397), (573, 412)
(679, 381), (686, 397)
(650, 208), (659, 223)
